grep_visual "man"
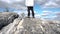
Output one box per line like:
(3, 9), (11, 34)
(25, 0), (35, 18)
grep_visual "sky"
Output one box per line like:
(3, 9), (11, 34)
(0, 0), (60, 20)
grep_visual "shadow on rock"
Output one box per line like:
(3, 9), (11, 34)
(0, 12), (19, 30)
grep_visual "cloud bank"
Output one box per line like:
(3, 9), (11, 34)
(0, 0), (60, 20)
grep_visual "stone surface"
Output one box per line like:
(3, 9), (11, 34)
(0, 18), (60, 34)
(0, 12), (19, 29)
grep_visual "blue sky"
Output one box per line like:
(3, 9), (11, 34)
(34, 3), (60, 19)
(0, 0), (60, 20)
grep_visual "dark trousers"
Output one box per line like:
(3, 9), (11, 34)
(27, 6), (34, 18)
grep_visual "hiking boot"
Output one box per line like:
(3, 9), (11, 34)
(33, 17), (35, 18)
(26, 16), (30, 18)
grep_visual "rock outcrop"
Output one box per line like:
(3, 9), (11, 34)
(0, 12), (19, 29)
(0, 18), (60, 34)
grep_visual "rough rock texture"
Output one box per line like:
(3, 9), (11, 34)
(0, 12), (19, 29)
(0, 18), (60, 34)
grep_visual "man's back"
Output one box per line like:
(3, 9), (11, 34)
(25, 0), (34, 6)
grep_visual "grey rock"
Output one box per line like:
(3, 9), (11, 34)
(0, 18), (60, 34)
(0, 12), (19, 29)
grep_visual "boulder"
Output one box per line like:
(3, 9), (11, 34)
(0, 12), (19, 29)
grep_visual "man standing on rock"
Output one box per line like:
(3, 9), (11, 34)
(25, 0), (35, 18)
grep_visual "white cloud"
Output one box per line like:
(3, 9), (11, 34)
(55, 12), (60, 15)
(51, 11), (60, 20)
(52, 15), (57, 18)
(35, 14), (41, 18)
(0, 0), (24, 3)
(35, 0), (60, 8)
(0, 0), (26, 11)
(0, 0), (60, 19)
(43, 11), (52, 13)
(0, 1), (9, 8)
(0, 0), (60, 9)
(41, 11), (53, 16)
(41, 13), (49, 16)
(43, 1), (59, 8)
(1, 0), (11, 3)
(40, 10), (60, 20)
